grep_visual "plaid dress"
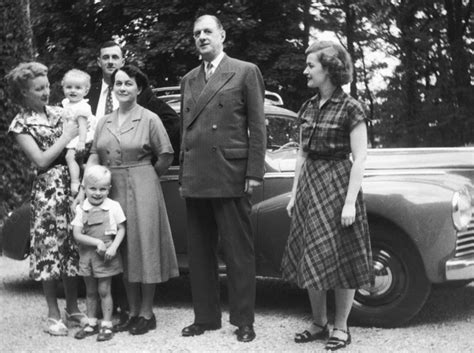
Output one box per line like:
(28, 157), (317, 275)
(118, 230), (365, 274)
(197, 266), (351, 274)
(281, 88), (373, 290)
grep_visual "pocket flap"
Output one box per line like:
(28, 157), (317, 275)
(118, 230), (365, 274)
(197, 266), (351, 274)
(223, 148), (248, 159)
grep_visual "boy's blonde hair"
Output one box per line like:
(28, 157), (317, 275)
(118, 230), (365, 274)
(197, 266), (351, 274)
(83, 165), (112, 186)
(61, 69), (91, 89)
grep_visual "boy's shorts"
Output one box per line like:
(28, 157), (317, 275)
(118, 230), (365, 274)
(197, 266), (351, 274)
(78, 247), (123, 278)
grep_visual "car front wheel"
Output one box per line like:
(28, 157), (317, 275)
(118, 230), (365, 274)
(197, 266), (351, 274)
(351, 222), (431, 327)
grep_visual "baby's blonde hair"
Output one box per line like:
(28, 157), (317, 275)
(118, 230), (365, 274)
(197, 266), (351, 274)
(61, 69), (91, 89)
(83, 165), (111, 186)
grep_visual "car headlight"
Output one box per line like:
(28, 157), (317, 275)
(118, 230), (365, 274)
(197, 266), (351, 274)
(452, 188), (472, 231)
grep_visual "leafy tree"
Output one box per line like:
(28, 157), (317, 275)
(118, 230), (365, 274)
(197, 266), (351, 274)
(0, 0), (36, 221)
(371, 0), (472, 147)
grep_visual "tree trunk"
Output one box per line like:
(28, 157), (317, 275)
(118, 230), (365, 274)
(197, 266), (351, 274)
(444, 0), (473, 144)
(396, 0), (420, 146)
(343, 0), (358, 98)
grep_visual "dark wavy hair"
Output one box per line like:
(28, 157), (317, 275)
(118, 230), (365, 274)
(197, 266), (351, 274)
(111, 64), (149, 91)
(306, 41), (353, 86)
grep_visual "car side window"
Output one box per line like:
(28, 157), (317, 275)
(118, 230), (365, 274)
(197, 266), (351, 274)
(266, 115), (299, 150)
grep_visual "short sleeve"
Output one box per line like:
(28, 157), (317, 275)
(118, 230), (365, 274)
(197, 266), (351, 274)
(149, 113), (173, 156)
(75, 101), (93, 119)
(8, 113), (29, 135)
(113, 202), (126, 224)
(71, 206), (84, 227)
(347, 99), (367, 131)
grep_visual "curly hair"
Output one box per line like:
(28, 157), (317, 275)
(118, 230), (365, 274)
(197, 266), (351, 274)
(5, 62), (48, 105)
(61, 69), (91, 89)
(306, 41), (353, 86)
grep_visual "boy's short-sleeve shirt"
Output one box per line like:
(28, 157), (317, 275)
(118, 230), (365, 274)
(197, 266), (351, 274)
(72, 198), (126, 236)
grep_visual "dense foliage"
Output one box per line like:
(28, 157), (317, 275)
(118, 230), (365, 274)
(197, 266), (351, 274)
(1, 0), (473, 219)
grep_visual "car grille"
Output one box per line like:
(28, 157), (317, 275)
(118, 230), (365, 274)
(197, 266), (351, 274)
(455, 208), (474, 257)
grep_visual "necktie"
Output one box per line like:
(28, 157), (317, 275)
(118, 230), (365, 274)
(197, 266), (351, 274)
(105, 86), (114, 115)
(205, 62), (214, 82)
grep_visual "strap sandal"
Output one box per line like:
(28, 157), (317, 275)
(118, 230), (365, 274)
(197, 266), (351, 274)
(294, 322), (329, 343)
(44, 318), (68, 336)
(325, 328), (351, 351)
(65, 308), (88, 327)
(97, 325), (114, 342)
(74, 324), (99, 340)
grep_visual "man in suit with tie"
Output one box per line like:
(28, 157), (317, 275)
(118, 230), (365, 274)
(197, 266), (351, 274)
(87, 41), (180, 164)
(179, 15), (266, 343)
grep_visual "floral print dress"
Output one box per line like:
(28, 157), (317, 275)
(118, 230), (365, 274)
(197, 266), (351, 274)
(8, 106), (79, 281)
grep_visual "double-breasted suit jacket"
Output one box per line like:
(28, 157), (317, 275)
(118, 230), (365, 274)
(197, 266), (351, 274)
(180, 55), (266, 198)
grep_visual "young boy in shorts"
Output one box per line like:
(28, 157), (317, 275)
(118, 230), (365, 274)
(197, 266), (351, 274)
(72, 165), (126, 341)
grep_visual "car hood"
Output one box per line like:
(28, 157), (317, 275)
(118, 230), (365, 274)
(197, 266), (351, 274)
(266, 147), (474, 173)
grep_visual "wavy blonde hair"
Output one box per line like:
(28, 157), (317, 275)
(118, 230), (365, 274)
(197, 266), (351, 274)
(5, 62), (48, 105)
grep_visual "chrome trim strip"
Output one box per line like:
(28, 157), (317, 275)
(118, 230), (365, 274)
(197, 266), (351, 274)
(445, 255), (474, 280)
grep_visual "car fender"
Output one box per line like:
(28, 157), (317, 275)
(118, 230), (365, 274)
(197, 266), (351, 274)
(254, 174), (468, 283)
(363, 176), (460, 283)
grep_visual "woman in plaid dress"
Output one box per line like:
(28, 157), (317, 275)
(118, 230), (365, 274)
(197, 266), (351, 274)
(281, 41), (373, 351)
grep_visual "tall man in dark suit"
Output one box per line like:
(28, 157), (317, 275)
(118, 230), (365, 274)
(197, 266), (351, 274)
(87, 41), (180, 164)
(180, 15), (266, 343)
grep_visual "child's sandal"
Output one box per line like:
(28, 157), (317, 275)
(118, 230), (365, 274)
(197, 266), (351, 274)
(325, 328), (351, 351)
(97, 325), (114, 342)
(44, 318), (68, 336)
(65, 308), (88, 327)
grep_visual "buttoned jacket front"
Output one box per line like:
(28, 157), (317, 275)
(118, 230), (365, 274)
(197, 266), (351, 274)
(179, 54), (266, 198)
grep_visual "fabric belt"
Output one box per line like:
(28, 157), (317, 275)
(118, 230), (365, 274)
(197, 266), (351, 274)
(307, 152), (349, 161)
(107, 160), (152, 169)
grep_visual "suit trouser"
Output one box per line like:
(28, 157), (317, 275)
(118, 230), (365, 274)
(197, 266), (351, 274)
(185, 197), (256, 327)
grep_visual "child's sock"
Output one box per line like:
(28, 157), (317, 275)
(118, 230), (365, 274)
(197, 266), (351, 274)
(88, 317), (98, 327)
(101, 320), (113, 328)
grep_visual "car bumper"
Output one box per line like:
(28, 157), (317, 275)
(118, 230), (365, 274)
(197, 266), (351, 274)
(445, 255), (474, 280)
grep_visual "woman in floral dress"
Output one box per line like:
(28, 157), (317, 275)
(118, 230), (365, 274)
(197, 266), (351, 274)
(7, 62), (85, 336)
(281, 42), (373, 351)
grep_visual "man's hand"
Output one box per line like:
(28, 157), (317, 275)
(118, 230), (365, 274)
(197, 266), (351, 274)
(244, 178), (262, 195)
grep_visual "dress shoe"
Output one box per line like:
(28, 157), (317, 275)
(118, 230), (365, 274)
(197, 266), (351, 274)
(113, 315), (138, 333)
(129, 314), (156, 335)
(235, 325), (256, 342)
(181, 322), (221, 337)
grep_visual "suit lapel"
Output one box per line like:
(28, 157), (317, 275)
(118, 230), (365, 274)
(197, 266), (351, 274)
(186, 55), (235, 128)
(188, 65), (205, 104)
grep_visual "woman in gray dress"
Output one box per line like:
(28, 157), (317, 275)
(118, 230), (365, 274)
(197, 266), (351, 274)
(281, 41), (373, 351)
(82, 65), (179, 335)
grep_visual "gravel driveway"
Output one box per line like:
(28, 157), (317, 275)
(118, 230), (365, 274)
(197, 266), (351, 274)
(1, 256), (474, 352)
